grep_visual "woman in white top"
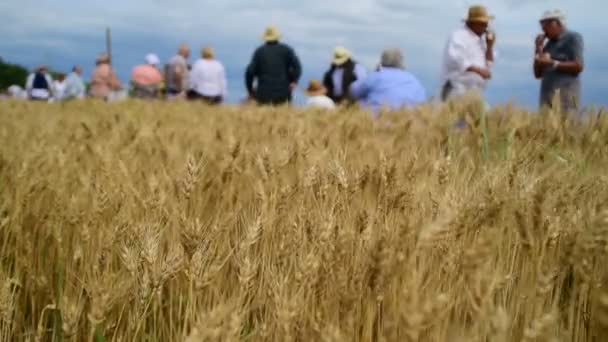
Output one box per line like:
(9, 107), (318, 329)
(188, 46), (227, 104)
(305, 79), (336, 110)
(53, 73), (67, 101)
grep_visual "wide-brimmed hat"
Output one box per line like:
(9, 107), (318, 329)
(464, 5), (495, 23)
(306, 79), (327, 96)
(202, 46), (215, 59)
(540, 9), (566, 23)
(96, 53), (110, 64)
(262, 26), (281, 42)
(145, 53), (160, 66)
(332, 47), (352, 66)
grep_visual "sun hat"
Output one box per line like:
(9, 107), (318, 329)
(96, 53), (110, 64)
(332, 47), (352, 66)
(540, 9), (566, 23)
(262, 26), (281, 42)
(306, 79), (327, 96)
(202, 46), (215, 59)
(464, 5), (495, 23)
(145, 53), (160, 66)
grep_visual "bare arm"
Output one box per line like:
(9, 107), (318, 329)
(245, 51), (258, 96)
(533, 34), (546, 79)
(174, 66), (184, 91)
(485, 41), (494, 63)
(533, 60), (544, 79)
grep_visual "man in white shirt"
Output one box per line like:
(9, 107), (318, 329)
(26, 65), (54, 101)
(188, 46), (227, 104)
(440, 5), (496, 101)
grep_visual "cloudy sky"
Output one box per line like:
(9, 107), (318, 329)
(1, 0), (606, 107)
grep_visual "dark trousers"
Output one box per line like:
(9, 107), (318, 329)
(440, 81), (453, 102)
(255, 93), (291, 106)
(186, 90), (223, 104)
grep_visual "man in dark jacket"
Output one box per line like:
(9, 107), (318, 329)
(323, 47), (367, 104)
(245, 26), (302, 105)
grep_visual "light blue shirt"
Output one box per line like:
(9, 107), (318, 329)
(349, 67), (427, 114)
(332, 63), (367, 97)
(64, 72), (86, 99)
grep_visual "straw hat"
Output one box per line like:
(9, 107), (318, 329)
(540, 9), (566, 23)
(306, 79), (327, 96)
(202, 46), (215, 59)
(96, 53), (111, 64)
(464, 5), (495, 23)
(262, 26), (281, 42)
(145, 53), (160, 66)
(332, 47), (352, 66)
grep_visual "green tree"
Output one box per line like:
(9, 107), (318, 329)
(0, 57), (29, 91)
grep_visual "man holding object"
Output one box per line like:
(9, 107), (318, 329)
(534, 10), (584, 113)
(440, 5), (496, 101)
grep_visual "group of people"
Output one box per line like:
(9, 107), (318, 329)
(3, 6), (584, 114)
(303, 6), (584, 113)
(9, 65), (88, 101)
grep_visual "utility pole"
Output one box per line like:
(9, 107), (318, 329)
(106, 27), (112, 64)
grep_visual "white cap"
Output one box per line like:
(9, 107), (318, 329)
(540, 9), (566, 23)
(145, 53), (160, 66)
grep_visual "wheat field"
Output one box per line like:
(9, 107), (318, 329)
(0, 99), (608, 341)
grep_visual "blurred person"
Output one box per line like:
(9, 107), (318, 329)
(8, 85), (27, 99)
(64, 66), (86, 100)
(52, 73), (67, 101)
(165, 44), (191, 99)
(188, 46), (227, 104)
(350, 48), (426, 116)
(245, 26), (302, 105)
(305, 79), (335, 110)
(131, 53), (163, 99)
(534, 10), (584, 112)
(440, 5), (496, 101)
(323, 46), (366, 104)
(90, 53), (122, 100)
(25, 65), (54, 101)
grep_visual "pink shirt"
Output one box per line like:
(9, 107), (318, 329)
(131, 65), (163, 86)
(90, 63), (122, 99)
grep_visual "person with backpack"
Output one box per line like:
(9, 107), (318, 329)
(25, 65), (54, 101)
(323, 47), (367, 104)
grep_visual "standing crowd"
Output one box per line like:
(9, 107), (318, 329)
(3, 6), (584, 114)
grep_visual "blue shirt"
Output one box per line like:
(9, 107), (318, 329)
(540, 30), (583, 111)
(64, 72), (86, 99)
(331, 63), (367, 97)
(349, 67), (427, 114)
